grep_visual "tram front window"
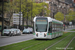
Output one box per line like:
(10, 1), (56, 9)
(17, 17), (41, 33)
(36, 24), (47, 32)
(36, 18), (48, 32)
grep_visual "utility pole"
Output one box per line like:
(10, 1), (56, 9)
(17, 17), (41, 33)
(26, 0), (28, 28)
(51, 1), (54, 18)
(27, 8), (28, 28)
(42, 0), (44, 16)
(1, 0), (4, 36)
(19, 0), (21, 29)
(22, 11), (24, 30)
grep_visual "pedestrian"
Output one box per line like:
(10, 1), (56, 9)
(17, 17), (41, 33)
(9, 31), (13, 37)
(63, 24), (65, 30)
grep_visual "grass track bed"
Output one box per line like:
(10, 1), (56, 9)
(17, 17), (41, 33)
(0, 32), (75, 50)
(0, 40), (44, 50)
(48, 32), (75, 50)
(25, 33), (70, 50)
(67, 37), (75, 50)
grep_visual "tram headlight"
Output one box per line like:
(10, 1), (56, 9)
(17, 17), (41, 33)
(44, 33), (47, 35)
(36, 33), (38, 35)
(44, 33), (47, 37)
(36, 33), (38, 37)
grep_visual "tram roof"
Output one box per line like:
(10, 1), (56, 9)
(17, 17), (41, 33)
(33, 16), (63, 24)
(47, 17), (63, 24)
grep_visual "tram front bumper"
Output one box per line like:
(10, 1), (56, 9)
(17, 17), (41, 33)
(34, 35), (47, 39)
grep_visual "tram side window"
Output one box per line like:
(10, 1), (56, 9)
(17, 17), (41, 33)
(58, 24), (59, 31)
(56, 23), (58, 32)
(57, 23), (59, 32)
(48, 22), (52, 33)
(59, 24), (62, 32)
(52, 23), (55, 32)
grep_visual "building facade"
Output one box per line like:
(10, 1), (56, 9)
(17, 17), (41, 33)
(34, 0), (70, 18)
(12, 13), (23, 26)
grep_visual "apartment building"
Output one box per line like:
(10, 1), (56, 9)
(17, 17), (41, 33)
(34, 0), (70, 18)
(65, 0), (75, 11)
(12, 13), (23, 26)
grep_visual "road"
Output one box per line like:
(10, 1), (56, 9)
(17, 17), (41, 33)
(64, 25), (75, 32)
(0, 25), (75, 47)
(64, 25), (75, 31)
(0, 34), (33, 47)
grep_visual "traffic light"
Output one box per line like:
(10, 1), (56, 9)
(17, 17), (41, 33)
(74, 0), (75, 3)
(72, 0), (75, 3)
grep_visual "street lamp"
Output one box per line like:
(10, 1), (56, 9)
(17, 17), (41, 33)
(51, 2), (54, 18)
(42, 0), (44, 16)
(27, 8), (28, 28)
(25, 0), (28, 28)
(1, 0), (4, 36)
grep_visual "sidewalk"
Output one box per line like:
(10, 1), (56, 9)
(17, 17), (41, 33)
(63, 25), (75, 32)
(65, 25), (75, 30)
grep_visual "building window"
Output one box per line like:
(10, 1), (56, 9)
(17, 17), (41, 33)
(44, 0), (46, 1)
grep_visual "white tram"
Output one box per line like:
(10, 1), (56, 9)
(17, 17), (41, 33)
(33, 16), (63, 39)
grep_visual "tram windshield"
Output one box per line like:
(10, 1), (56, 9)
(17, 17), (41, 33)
(36, 18), (48, 32)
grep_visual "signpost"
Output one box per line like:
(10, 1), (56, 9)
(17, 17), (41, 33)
(1, 0), (4, 36)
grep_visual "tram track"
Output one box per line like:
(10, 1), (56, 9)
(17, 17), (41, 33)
(64, 36), (75, 50)
(21, 41), (45, 50)
(23, 33), (72, 50)
(45, 33), (72, 50)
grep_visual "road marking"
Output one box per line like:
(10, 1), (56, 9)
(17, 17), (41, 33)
(64, 36), (75, 50)
(45, 34), (72, 50)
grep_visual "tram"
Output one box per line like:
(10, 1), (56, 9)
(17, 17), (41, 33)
(33, 16), (63, 39)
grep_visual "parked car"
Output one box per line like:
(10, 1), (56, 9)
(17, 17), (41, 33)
(27, 27), (33, 33)
(16, 29), (22, 35)
(3, 29), (11, 36)
(10, 29), (22, 36)
(23, 29), (30, 34)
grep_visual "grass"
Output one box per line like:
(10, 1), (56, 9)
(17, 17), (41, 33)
(0, 32), (75, 50)
(67, 37), (75, 50)
(70, 29), (75, 31)
(48, 32), (75, 50)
